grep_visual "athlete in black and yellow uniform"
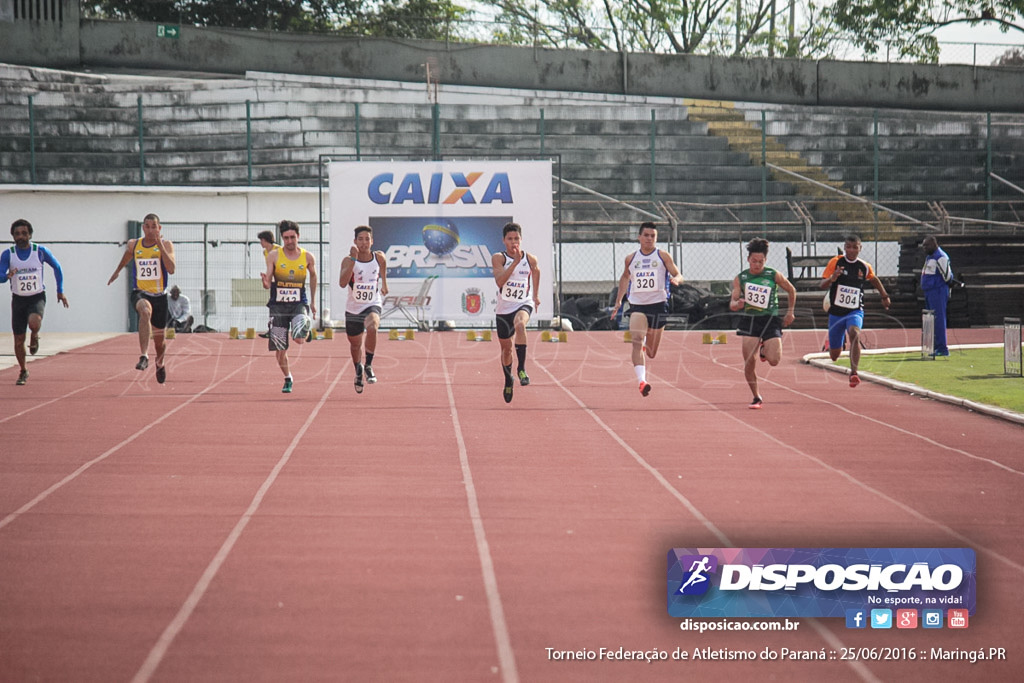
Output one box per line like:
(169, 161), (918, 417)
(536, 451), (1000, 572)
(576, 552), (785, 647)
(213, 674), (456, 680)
(263, 220), (317, 393)
(107, 213), (176, 384)
(820, 235), (890, 388)
(729, 238), (796, 409)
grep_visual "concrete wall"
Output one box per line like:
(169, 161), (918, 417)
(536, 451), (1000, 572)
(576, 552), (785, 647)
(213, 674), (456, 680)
(0, 186), (319, 332)
(1, 15), (1022, 112)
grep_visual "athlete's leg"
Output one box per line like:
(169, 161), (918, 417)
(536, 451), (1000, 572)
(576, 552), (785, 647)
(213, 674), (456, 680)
(13, 333), (27, 372)
(629, 312), (649, 367)
(645, 327), (665, 359)
(762, 336), (783, 366)
(741, 335), (760, 399)
(135, 298), (153, 356)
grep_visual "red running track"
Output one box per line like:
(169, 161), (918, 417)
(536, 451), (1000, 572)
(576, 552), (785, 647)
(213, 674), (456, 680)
(0, 328), (1021, 682)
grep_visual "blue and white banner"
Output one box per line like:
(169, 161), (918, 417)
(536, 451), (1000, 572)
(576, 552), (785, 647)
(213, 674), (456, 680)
(668, 548), (976, 618)
(329, 161), (553, 323)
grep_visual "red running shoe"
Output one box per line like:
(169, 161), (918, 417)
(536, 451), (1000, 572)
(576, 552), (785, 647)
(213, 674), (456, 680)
(849, 372), (860, 388)
(639, 381), (651, 397)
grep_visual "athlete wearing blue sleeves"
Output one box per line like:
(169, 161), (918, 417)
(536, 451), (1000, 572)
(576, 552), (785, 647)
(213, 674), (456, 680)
(921, 235), (953, 356)
(1, 219), (70, 385)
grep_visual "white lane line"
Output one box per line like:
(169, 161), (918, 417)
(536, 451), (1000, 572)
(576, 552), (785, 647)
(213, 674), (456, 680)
(0, 357), (258, 533)
(131, 367), (345, 683)
(438, 344), (519, 683)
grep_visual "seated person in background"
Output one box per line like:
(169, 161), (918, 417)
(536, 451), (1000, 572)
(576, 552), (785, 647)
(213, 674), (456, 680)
(167, 285), (194, 332)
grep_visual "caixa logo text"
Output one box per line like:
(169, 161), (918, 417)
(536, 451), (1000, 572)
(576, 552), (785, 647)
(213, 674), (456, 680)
(368, 172), (513, 204)
(714, 562), (964, 592)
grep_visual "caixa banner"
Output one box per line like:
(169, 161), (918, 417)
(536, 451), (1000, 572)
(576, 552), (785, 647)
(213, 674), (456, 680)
(667, 548), (975, 618)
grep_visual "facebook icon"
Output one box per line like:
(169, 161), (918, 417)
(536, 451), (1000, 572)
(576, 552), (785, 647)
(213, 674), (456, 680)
(845, 609), (867, 629)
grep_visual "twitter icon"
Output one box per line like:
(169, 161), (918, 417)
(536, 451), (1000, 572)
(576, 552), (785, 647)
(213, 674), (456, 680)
(870, 609), (892, 629)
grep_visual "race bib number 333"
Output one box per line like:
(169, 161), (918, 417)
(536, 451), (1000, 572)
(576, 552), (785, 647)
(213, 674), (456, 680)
(744, 282), (770, 310)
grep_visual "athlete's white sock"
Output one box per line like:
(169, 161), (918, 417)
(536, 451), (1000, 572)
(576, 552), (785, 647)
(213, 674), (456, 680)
(634, 365), (646, 383)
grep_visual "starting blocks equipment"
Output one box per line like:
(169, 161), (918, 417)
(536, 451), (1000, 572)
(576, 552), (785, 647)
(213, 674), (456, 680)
(388, 329), (417, 341)
(541, 330), (568, 343)
(702, 332), (728, 345)
(229, 326), (239, 339)
(164, 327), (176, 340)
(245, 327), (256, 339)
(466, 330), (492, 342)
(324, 327), (334, 340)
(623, 331), (632, 343)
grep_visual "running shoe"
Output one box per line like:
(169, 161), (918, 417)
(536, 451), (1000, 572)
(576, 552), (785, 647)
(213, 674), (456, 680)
(639, 381), (652, 397)
(136, 356), (149, 371)
(503, 367), (514, 403)
(749, 396), (764, 410)
(282, 377), (293, 393)
(354, 363), (364, 394)
(758, 343), (766, 362)
(29, 333), (39, 355)
(16, 369), (28, 386)
(849, 372), (860, 388)
(517, 369), (530, 386)
(365, 366), (377, 384)
(156, 365), (166, 384)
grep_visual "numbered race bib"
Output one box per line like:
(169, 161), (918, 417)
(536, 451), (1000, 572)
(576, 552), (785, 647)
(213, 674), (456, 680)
(137, 258), (161, 281)
(15, 271), (42, 295)
(353, 282), (376, 302)
(744, 282), (771, 310)
(276, 286), (301, 303)
(502, 283), (527, 301)
(833, 284), (862, 309)
(632, 273), (658, 292)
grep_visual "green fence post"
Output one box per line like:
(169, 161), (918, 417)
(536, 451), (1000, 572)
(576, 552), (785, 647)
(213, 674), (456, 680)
(28, 94), (36, 183)
(873, 110), (879, 242)
(761, 110), (767, 235)
(246, 100), (253, 185)
(432, 103), (440, 160)
(137, 95), (145, 185)
(986, 112), (992, 223)
(539, 108), (545, 155)
(650, 109), (657, 205)
(355, 102), (361, 160)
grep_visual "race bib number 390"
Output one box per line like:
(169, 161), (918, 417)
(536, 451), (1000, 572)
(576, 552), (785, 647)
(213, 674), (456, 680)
(353, 283), (375, 302)
(744, 282), (771, 310)
(833, 284), (861, 309)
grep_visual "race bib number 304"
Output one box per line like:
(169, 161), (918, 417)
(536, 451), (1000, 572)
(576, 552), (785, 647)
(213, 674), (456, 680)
(833, 284), (862, 309)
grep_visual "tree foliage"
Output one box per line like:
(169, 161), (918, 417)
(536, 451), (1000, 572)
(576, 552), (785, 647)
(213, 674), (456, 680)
(831, 0), (1024, 62)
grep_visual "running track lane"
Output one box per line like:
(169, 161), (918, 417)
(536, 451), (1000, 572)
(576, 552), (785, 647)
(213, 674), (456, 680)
(0, 330), (1021, 681)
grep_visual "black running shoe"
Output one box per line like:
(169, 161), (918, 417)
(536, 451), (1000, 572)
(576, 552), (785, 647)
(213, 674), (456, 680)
(365, 366), (377, 384)
(156, 366), (166, 384)
(16, 369), (28, 386)
(517, 369), (530, 386)
(749, 396), (763, 410)
(29, 333), (39, 355)
(136, 356), (149, 371)
(354, 363), (364, 394)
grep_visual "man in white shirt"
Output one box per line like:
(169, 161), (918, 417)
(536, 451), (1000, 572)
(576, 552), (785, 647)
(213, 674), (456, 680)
(168, 285), (193, 333)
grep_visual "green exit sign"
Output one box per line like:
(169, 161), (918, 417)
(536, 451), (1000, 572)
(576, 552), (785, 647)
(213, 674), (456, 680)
(156, 24), (180, 39)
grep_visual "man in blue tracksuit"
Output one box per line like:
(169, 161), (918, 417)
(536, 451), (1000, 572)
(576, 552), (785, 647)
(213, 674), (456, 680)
(921, 235), (953, 356)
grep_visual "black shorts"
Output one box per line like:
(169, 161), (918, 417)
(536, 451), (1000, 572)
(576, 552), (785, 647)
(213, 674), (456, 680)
(736, 314), (784, 341)
(11, 292), (46, 335)
(345, 305), (382, 337)
(627, 301), (670, 330)
(268, 302), (309, 351)
(496, 305), (533, 340)
(130, 290), (169, 329)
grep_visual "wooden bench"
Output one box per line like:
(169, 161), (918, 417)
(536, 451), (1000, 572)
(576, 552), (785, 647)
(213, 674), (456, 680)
(786, 246), (841, 285)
